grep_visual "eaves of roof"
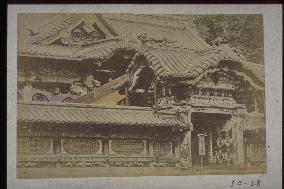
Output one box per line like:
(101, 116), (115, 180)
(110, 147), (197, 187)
(17, 38), (139, 61)
(18, 41), (264, 87)
(18, 102), (188, 129)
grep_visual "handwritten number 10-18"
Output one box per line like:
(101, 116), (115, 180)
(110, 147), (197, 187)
(230, 179), (261, 187)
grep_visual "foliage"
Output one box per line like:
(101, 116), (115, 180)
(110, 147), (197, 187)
(194, 15), (264, 64)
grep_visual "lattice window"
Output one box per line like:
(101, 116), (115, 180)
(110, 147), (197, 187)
(17, 137), (50, 155)
(153, 142), (171, 157)
(63, 138), (100, 154)
(111, 140), (144, 155)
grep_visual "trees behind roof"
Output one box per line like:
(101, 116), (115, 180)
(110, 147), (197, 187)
(194, 15), (264, 65)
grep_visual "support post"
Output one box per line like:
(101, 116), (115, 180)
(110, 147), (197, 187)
(46, 138), (54, 155)
(231, 109), (246, 167)
(22, 63), (32, 102)
(179, 106), (193, 168)
(200, 155), (203, 170)
(103, 140), (109, 156)
(181, 130), (192, 167)
(53, 137), (61, 168)
(149, 141), (154, 156)
(208, 128), (213, 164)
(22, 82), (32, 101)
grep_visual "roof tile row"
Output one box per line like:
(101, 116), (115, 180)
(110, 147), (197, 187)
(18, 102), (188, 128)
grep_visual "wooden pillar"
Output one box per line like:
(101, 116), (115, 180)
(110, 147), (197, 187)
(53, 137), (61, 168)
(103, 139), (109, 156)
(53, 137), (61, 155)
(60, 138), (68, 154)
(175, 137), (181, 158)
(46, 138), (54, 155)
(149, 141), (154, 156)
(22, 82), (32, 102)
(231, 109), (246, 166)
(22, 63), (32, 102)
(181, 130), (192, 167)
(179, 107), (193, 168)
(149, 141), (154, 167)
(208, 128), (213, 164)
(103, 140), (110, 167)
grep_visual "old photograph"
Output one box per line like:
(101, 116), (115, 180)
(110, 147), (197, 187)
(16, 13), (266, 178)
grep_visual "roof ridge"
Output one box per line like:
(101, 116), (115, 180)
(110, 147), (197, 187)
(103, 14), (186, 29)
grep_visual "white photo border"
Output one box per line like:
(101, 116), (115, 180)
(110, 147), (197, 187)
(7, 4), (282, 189)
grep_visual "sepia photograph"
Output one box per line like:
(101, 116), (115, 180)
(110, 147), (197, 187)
(15, 12), (268, 179)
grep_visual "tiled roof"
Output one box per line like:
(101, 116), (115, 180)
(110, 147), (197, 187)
(18, 44), (83, 60)
(18, 13), (209, 50)
(144, 48), (264, 83)
(18, 38), (138, 60)
(102, 15), (210, 51)
(144, 48), (199, 78)
(18, 102), (188, 128)
(18, 39), (264, 85)
(17, 13), (264, 84)
(75, 38), (139, 59)
(18, 13), (83, 45)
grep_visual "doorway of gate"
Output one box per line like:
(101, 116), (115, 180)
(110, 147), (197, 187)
(191, 112), (232, 167)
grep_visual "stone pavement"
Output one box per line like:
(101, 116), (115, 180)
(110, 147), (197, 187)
(17, 165), (266, 179)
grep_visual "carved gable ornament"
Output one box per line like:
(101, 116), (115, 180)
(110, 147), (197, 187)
(196, 70), (240, 90)
(56, 20), (106, 46)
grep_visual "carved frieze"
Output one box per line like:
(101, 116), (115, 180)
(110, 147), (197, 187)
(61, 161), (105, 167)
(17, 161), (56, 168)
(153, 162), (176, 167)
(152, 142), (172, 157)
(191, 106), (235, 114)
(17, 137), (52, 155)
(196, 70), (241, 90)
(109, 161), (145, 167)
(110, 140), (145, 156)
(62, 138), (101, 155)
(189, 95), (237, 108)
